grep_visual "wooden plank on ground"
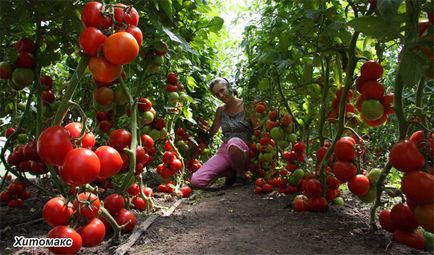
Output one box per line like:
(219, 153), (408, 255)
(114, 198), (185, 255)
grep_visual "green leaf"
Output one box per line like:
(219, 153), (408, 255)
(377, 0), (403, 22)
(398, 51), (425, 88)
(159, 0), (173, 22)
(207, 16), (224, 33)
(347, 16), (401, 41)
(162, 26), (198, 55)
(186, 75), (198, 90)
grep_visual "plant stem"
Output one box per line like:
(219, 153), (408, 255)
(318, 31), (360, 196)
(318, 57), (331, 146)
(118, 76), (138, 194)
(53, 55), (89, 126)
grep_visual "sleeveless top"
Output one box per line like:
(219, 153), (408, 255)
(220, 110), (253, 143)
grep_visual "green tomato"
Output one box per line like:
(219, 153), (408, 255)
(11, 68), (34, 90)
(359, 186), (376, 203)
(167, 92), (179, 104)
(263, 152), (273, 162)
(277, 140), (289, 148)
(179, 92), (189, 104)
(423, 230), (434, 252)
(177, 140), (189, 151)
(17, 133), (28, 143)
(367, 168), (382, 184)
(333, 197), (345, 206)
(288, 133), (297, 143)
(149, 129), (161, 141)
(361, 100), (384, 121)
(142, 111), (154, 125)
(287, 175), (299, 186)
(270, 127), (284, 140)
(292, 169), (305, 180)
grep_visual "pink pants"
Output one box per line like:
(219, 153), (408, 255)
(191, 137), (249, 189)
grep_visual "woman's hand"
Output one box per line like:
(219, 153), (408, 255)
(196, 117), (209, 132)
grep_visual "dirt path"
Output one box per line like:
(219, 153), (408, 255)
(2, 183), (429, 255)
(128, 184), (427, 255)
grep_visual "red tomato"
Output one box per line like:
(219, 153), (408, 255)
(140, 134), (154, 151)
(95, 146), (123, 179)
(348, 174), (370, 196)
(15, 51), (34, 68)
(42, 90), (55, 104)
(88, 56), (122, 83)
(326, 189), (340, 202)
(393, 229), (425, 250)
(73, 192), (100, 218)
(401, 171), (434, 205)
(104, 193), (125, 216)
(103, 32), (139, 65)
(379, 209), (396, 232)
(79, 27), (106, 56)
(326, 175), (341, 190)
(136, 146), (148, 164)
(362, 112), (388, 127)
(47, 226), (82, 254)
(109, 129), (132, 151)
(138, 98), (152, 112)
(293, 195), (308, 212)
(113, 4), (139, 26)
(390, 203), (419, 231)
(131, 196), (146, 211)
(65, 122), (83, 138)
(127, 183), (140, 196)
(162, 151), (175, 164)
(61, 148), (100, 186)
(333, 161), (357, 182)
(43, 197), (73, 227)
(37, 126), (73, 166)
(262, 183), (273, 193)
(307, 197), (328, 212)
(167, 72), (177, 84)
(40, 75), (53, 89)
(15, 38), (35, 53)
(115, 208), (136, 233)
(82, 132), (96, 149)
(414, 204), (434, 233)
(125, 25), (142, 45)
(180, 186), (192, 197)
(143, 187), (153, 197)
(389, 140), (425, 172)
(381, 94), (395, 115)
(77, 218), (106, 247)
(360, 80), (385, 100)
(99, 120), (113, 133)
(81, 1), (112, 29)
(360, 61), (383, 81)
(5, 127), (15, 138)
(304, 178), (322, 198)
(334, 137), (356, 161)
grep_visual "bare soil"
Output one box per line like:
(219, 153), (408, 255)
(1, 183), (429, 255)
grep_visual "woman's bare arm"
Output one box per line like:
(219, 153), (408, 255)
(209, 106), (222, 139)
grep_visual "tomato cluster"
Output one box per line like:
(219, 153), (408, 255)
(40, 75), (56, 105)
(0, 38), (36, 90)
(355, 61), (394, 127)
(165, 72), (188, 106)
(378, 130), (433, 250)
(0, 180), (30, 208)
(80, 2), (141, 84)
(327, 88), (356, 123)
(7, 140), (48, 175)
